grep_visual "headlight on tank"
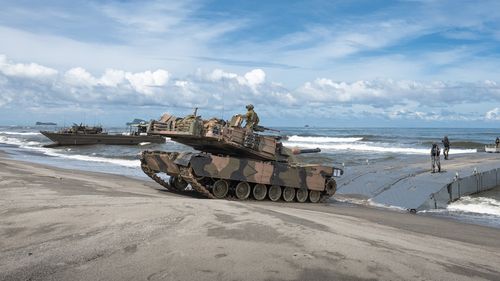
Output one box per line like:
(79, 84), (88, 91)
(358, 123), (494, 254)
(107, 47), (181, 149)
(333, 168), (343, 177)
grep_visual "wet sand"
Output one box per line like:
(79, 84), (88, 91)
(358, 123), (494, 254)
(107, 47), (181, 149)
(1, 154), (500, 281)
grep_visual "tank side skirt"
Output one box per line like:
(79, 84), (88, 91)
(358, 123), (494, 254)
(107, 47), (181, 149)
(190, 154), (328, 190)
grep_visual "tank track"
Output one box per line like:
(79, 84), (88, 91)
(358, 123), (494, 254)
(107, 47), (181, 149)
(140, 159), (188, 194)
(178, 166), (215, 199)
(140, 152), (334, 203)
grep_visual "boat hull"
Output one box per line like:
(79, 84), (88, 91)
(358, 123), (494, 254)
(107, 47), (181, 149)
(41, 131), (165, 146)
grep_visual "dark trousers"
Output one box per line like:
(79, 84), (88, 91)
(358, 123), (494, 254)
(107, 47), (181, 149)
(431, 156), (441, 173)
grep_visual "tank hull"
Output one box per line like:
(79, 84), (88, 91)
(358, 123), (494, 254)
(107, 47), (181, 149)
(141, 150), (341, 202)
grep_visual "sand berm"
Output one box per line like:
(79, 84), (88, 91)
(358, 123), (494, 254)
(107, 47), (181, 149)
(1, 152), (500, 281)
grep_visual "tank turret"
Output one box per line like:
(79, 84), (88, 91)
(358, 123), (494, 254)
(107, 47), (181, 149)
(141, 110), (343, 203)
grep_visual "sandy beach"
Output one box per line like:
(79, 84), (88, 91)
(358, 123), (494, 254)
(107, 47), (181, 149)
(1, 153), (500, 281)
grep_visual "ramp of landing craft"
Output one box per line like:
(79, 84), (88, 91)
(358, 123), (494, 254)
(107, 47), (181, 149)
(336, 153), (500, 211)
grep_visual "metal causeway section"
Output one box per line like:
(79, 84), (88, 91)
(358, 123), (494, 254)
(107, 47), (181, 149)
(336, 153), (500, 212)
(422, 167), (500, 210)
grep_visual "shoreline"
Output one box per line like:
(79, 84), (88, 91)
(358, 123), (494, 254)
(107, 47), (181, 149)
(1, 153), (500, 280)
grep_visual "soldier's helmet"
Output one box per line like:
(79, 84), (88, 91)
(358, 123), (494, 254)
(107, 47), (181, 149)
(246, 104), (254, 110)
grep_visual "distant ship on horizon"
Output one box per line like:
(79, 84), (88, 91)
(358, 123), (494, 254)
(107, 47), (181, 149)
(36, 121), (57, 126)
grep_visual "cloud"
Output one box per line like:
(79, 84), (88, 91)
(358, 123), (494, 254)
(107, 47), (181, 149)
(0, 55), (499, 125)
(244, 69), (266, 87)
(0, 54), (58, 78)
(63, 66), (169, 95)
(0, 55), (274, 111)
(64, 67), (98, 86)
(485, 108), (500, 120)
(125, 70), (169, 95)
(295, 78), (500, 108)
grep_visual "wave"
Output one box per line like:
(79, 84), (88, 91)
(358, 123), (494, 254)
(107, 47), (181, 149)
(0, 135), (139, 168)
(42, 149), (140, 168)
(421, 140), (486, 149)
(287, 135), (363, 143)
(447, 196), (500, 216)
(0, 135), (42, 147)
(0, 131), (41, 136)
(283, 141), (477, 155)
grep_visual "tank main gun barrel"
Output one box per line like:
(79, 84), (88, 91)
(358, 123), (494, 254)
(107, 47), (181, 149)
(291, 148), (321, 155)
(254, 125), (280, 132)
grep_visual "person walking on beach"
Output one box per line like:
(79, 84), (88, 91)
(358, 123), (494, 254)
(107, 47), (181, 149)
(496, 137), (499, 148)
(431, 143), (441, 173)
(442, 136), (450, 160)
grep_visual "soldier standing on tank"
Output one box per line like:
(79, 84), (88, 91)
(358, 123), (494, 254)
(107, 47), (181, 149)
(244, 104), (259, 130)
(431, 143), (441, 173)
(442, 136), (450, 160)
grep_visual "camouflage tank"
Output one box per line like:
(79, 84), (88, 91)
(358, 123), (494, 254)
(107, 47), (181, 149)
(140, 110), (343, 203)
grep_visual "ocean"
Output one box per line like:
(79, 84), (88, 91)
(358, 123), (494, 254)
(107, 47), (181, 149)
(1, 125), (499, 228)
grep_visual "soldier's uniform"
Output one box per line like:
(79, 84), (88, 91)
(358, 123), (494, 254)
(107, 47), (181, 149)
(431, 143), (441, 173)
(244, 104), (259, 130)
(442, 136), (450, 160)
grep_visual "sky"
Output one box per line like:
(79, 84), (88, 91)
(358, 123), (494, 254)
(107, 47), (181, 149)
(0, 0), (500, 127)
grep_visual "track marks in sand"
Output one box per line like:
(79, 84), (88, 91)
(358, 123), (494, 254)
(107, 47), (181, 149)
(207, 222), (289, 244)
(244, 205), (332, 232)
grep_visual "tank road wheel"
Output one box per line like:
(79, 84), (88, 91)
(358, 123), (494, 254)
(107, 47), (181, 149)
(253, 184), (267, 201)
(235, 182), (251, 200)
(268, 185), (282, 202)
(325, 179), (337, 196)
(169, 176), (188, 191)
(309, 190), (321, 203)
(282, 187), (295, 202)
(213, 179), (229, 199)
(296, 188), (308, 203)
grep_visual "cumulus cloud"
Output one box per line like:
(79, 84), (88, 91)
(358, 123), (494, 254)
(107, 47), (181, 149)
(125, 69), (169, 95)
(0, 55), (499, 124)
(63, 67), (169, 95)
(64, 67), (98, 86)
(0, 55), (276, 112)
(485, 108), (500, 120)
(204, 68), (265, 88)
(243, 69), (266, 87)
(295, 78), (500, 108)
(0, 54), (57, 78)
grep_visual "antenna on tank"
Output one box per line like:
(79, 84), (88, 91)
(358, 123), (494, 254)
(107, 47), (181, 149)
(193, 107), (198, 116)
(221, 77), (226, 120)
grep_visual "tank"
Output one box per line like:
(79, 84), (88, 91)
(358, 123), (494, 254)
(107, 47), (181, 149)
(140, 109), (343, 203)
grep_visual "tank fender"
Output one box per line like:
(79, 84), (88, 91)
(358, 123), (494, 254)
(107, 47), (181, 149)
(188, 154), (215, 176)
(173, 152), (197, 167)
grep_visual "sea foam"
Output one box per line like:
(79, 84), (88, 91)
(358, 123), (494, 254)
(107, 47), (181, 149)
(0, 135), (139, 168)
(0, 131), (41, 136)
(287, 135), (363, 143)
(447, 196), (500, 216)
(283, 141), (477, 155)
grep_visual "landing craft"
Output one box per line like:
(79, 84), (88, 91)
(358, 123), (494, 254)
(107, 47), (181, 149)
(141, 109), (343, 203)
(41, 123), (164, 146)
